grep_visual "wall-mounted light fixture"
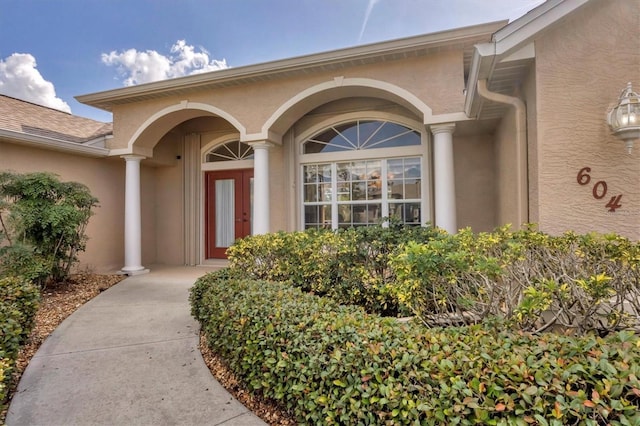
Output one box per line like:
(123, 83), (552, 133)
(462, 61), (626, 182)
(607, 82), (640, 154)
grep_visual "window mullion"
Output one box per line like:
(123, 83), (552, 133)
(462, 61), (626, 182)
(331, 163), (338, 230)
(381, 160), (389, 226)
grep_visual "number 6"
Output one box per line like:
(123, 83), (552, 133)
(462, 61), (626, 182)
(577, 167), (591, 185)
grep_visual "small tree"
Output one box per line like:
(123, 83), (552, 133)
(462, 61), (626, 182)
(0, 172), (98, 286)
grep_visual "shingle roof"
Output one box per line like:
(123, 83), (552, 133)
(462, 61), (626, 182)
(0, 94), (112, 143)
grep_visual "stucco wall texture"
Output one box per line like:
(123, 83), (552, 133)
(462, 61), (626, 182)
(0, 142), (126, 273)
(107, 52), (465, 151)
(535, 0), (640, 239)
(494, 106), (520, 227)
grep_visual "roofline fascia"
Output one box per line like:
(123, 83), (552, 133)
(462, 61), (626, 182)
(465, 0), (592, 117)
(0, 129), (110, 157)
(76, 20), (507, 110)
(492, 0), (589, 56)
(464, 43), (496, 117)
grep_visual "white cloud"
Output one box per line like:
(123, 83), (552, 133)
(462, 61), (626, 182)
(0, 53), (71, 113)
(102, 40), (228, 86)
(359, 0), (381, 43)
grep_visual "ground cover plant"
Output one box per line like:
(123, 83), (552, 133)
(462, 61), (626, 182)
(191, 271), (640, 425)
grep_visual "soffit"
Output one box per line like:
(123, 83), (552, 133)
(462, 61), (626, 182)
(76, 21), (507, 112)
(466, 0), (592, 120)
(476, 57), (534, 120)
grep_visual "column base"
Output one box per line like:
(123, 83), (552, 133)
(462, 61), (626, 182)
(119, 267), (150, 276)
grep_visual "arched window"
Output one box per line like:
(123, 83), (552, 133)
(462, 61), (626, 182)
(303, 120), (420, 154)
(301, 120), (423, 230)
(205, 140), (254, 162)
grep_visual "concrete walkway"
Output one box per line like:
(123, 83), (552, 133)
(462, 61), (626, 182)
(7, 266), (266, 426)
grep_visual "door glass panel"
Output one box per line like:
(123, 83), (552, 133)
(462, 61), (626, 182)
(215, 179), (235, 247)
(249, 177), (254, 235)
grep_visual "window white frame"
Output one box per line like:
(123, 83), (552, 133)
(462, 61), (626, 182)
(296, 116), (431, 230)
(201, 135), (254, 172)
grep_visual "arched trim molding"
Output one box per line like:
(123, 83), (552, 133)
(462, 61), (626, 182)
(261, 78), (434, 140)
(121, 101), (247, 155)
(201, 133), (243, 162)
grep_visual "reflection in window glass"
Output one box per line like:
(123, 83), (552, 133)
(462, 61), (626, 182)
(206, 141), (254, 162)
(303, 157), (421, 229)
(303, 164), (332, 229)
(303, 120), (420, 154)
(304, 204), (332, 230)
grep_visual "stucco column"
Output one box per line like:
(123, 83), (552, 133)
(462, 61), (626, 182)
(250, 141), (272, 235)
(121, 155), (149, 275)
(431, 123), (457, 233)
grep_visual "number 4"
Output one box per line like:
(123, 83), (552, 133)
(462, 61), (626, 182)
(606, 194), (623, 212)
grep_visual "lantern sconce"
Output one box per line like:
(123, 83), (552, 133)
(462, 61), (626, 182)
(607, 82), (640, 154)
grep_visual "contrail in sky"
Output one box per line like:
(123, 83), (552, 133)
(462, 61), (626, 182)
(358, 0), (380, 43)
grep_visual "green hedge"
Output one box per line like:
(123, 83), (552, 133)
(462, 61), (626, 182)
(227, 224), (442, 316)
(227, 225), (640, 335)
(0, 276), (40, 408)
(191, 271), (640, 425)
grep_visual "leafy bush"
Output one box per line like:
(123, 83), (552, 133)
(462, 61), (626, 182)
(191, 272), (640, 425)
(0, 276), (40, 337)
(0, 172), (98, 286)
(0, 276), (40, 409)
(227, 222), (441, 315)
(390, 226), (640, 334)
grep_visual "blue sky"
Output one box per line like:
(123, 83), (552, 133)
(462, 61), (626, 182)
(0, 0), (544, 122)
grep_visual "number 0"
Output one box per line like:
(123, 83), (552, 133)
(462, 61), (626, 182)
(592, 181), (607, 199)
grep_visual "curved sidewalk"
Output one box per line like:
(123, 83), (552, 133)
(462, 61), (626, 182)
(7, 266), (266, 426)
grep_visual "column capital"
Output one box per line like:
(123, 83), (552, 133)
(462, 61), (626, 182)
(248, 140), (274, 150)
(430, 123), (456, 135)
(120, 154), (147, 162)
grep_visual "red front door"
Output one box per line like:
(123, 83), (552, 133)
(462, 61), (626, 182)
(205, 169), (253, 258)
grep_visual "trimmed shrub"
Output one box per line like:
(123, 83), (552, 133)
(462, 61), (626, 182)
(0, 276), (40, 409)
(390, 226), (640, 334)
(0, 276), (40, 337)
(191, 271), (640, 425)
(227, 223), (442, 315)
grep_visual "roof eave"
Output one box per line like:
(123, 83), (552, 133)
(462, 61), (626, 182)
(76, 20), (507, 111)
(0, 129), (110, 158)
(465, 0), (592, 118)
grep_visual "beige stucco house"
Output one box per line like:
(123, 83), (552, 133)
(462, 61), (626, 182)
(1, 0), (638, 274)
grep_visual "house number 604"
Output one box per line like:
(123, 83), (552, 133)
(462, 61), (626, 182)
(576, 167), (623, 212)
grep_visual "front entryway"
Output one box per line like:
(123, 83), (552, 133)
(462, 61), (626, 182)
(205, 169), (253, 258)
